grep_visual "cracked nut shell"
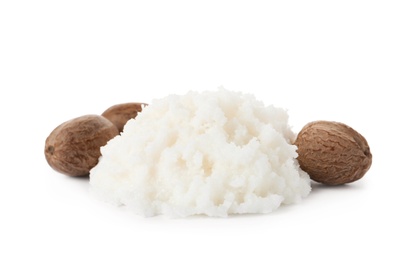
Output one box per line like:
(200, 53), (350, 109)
(45, 115), (119, 177)
(102, 102), (147, 133)
(295, 120), (372, 185)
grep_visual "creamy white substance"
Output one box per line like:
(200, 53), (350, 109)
(90, 88), (311, 217)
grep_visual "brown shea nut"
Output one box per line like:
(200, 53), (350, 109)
(102, 102), (148, 133)
(45, 115), (119, 177)
(294, 121), (372, 185)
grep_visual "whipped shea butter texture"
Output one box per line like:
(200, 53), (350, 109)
(90, 89), (311, 217)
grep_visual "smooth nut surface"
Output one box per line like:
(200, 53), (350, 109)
(102, 102), (147, 133)
(45, 115), (119, 177)
(295, 121), (372, 185)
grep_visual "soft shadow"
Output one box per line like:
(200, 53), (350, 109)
(66, 175), (90, 180)
(310, 181), (365, 193)
(63, 174), (90, 189)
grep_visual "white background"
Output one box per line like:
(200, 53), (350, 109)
(1, 1), (417, 259)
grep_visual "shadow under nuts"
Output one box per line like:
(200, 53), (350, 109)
(45, 115), (119, 177)
(295, 121), (372, 185)
(102, 102), (148, 133)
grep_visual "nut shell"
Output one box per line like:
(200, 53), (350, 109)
(295, 121), (372, 185)
(45, 115), (119, 177)
(102, 102), (147, 133)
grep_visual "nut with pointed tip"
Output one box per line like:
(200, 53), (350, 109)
(44, 115), (119, 177)
(294, 121), (372, 185)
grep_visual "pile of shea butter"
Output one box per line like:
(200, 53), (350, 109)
(90, 88), (311, 217)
